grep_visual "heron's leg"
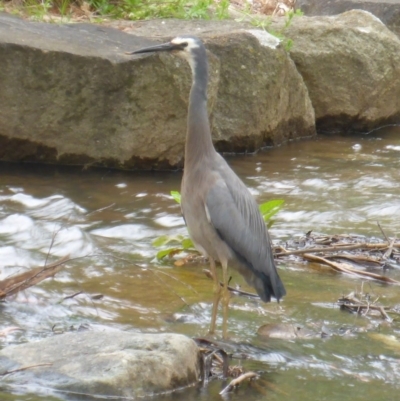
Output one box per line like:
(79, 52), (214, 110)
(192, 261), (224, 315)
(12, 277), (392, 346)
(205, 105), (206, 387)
(221, 261), (230, 339)
(209, 257), (221, 335)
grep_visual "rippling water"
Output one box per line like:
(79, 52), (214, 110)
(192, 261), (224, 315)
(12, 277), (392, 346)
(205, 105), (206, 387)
(1, 127), (400, 401)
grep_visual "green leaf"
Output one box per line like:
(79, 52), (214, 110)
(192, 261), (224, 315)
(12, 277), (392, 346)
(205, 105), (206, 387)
(152, 235), (170, 247)
(156, 248), (178, 260)
(259, 200), (284, 222)
(152, 234), (186, 247)
(181, 238), (195, 249)
(170, 190), (181, 204)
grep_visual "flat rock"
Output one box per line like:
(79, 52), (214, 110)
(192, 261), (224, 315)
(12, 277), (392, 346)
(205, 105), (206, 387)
(0, 330), (201, 399)
(0, 13), (315, 169)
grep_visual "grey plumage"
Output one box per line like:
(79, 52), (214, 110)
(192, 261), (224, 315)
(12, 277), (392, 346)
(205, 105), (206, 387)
(129, 36), (285, 338)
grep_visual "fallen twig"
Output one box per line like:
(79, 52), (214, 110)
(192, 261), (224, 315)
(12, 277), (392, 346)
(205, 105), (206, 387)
(338, 292), (393, 321)
(303, 254), (400, 285)
(0, 327), (22, 337)
(0, 255), (70, 299)
(203, 269), (259, 299)
(62, 291), (83, 301)
(219, 371), (259, 394)
(383, 237), (397, 260)
(377, 221), (390, 243)
(0, 363), (53, 376)
(275, 242), (394, 258)
(86, 203), (116, 216)
(327, 254), (381, 266)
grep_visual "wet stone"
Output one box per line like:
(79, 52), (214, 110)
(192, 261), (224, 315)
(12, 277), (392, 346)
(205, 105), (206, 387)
(0, 330), (201, 398)
(257, 323), (319, 340)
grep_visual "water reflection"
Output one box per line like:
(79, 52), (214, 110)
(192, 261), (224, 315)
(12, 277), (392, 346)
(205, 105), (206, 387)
(0, 127), (400, 400)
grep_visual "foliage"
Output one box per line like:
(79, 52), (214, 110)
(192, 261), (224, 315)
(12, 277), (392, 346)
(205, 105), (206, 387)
(259, 199), (284, 226)
(153, 234), (194, 259)
(245, 8), (304, 51)
(170, 190), (181, 204)
(153, 191), (284, 260)
(1, 0), (230, 21)
(18, 0), (52, 19)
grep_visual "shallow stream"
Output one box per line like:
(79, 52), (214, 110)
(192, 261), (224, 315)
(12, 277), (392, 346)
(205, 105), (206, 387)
(1, 126), (400, 401)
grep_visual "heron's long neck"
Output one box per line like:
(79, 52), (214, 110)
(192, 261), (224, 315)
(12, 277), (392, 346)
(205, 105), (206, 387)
(185, 55), (215, 169)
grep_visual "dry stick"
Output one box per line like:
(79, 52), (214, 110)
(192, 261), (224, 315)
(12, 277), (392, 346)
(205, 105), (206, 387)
(379, 306), (392, 321)
(341, 302), (390, 312)
(133, 260), (200, 296)
(328, 254), (382, 266)
(340, 302), (391, 311)
(303, 253), (400, 285)
(219, 371), (259, 395)
(44, 223), (69, 267)
(340, 293), (392, 320)
(86, 203), (116, 216)
(203, 269), (259, 299)
(377, 221), (390, 243)
(383, 236), (397, 260)
(0, 327), (22, 337)
(1, 363), (53, 376)
(341, 303), (392, 321)
(62, 291), (83, 301)
(0, 255), (70, 298)
(275, 243), (394, 257)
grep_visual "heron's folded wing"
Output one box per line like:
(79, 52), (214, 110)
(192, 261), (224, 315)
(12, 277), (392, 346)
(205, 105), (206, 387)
(205, 180), (286, 301)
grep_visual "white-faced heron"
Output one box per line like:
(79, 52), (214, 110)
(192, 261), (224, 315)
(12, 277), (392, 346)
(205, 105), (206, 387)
(128, 36), (286, 338)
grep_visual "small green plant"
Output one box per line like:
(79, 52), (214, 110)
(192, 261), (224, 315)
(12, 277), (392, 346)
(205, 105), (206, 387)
(153, 191), (284, 260)
(59, 0), (72, 18)
(153, 234), (195, 259)
(246, 7), (303, 52)
(249, 15), (272, 31)
(285, 9), (304, 26)
(23, 0), (52, 20)
(184, 0), (212, 19)
(259, 199), (284, 227)
(170, 190), (182, 204)
(215, 0), (229, 20)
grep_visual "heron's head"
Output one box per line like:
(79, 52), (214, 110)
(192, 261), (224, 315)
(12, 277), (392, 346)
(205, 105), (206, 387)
(127, 36), (206, 73)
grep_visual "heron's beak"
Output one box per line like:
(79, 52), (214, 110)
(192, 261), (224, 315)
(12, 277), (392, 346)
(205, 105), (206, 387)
(126, 42), (181, 55)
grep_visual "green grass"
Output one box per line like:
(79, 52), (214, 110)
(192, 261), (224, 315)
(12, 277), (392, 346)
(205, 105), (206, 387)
(0, 0), (230, 21)
(239, 8), (303, 51)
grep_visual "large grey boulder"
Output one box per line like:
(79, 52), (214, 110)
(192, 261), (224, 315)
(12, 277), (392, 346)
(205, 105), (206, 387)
(0, 331), (201, 398)
(0, 14), (315, 169)
(274, 9), (400, 133)
(296, 0), (400, 36)
(120, 19), (316, 152)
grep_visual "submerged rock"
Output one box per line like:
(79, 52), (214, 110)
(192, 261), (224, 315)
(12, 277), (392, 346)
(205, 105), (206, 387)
(257, 323), (319, 340)
(0, 330), (201, 398)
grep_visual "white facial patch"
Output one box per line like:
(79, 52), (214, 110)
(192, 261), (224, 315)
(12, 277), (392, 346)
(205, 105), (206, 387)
(170, 36), (200, 74)
(171, 36), (200, 51)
